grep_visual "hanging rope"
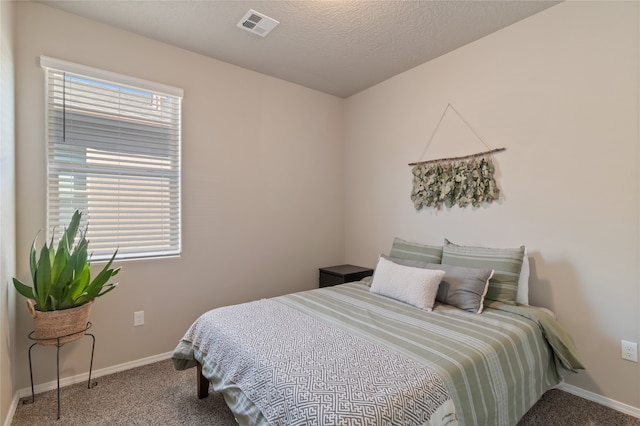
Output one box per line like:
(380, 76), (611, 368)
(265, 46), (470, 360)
(410, 103), (505, 166)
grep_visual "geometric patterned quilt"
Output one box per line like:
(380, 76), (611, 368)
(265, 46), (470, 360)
(178, 298), (455, 425)
(174, 281), (582, 425)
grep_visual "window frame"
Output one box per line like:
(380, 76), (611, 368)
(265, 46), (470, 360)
(41, 56), (183, 261)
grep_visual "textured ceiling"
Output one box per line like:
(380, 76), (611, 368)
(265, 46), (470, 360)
(39, 0), (560, 98)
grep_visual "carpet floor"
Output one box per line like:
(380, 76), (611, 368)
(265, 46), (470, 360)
(11, 359), (640, 425)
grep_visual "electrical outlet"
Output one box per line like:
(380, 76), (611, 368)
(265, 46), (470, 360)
(134, 311), (144, 327)
(621, 340), (638, 362)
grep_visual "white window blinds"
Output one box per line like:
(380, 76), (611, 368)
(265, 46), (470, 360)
(41, 56), (183, 261)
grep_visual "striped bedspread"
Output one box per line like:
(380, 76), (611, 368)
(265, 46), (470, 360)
(173, 282), (582, 426)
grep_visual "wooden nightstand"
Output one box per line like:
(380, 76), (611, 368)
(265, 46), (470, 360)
(319, 264), (374, 288)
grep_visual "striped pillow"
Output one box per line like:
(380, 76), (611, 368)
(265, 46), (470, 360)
(441, 239), (525, 305)
(389, 237), (443, 264)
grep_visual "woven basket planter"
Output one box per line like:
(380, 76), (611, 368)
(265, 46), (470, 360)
(27, 300), (93, 346)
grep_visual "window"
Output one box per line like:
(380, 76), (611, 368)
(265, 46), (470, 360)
(41, 56), (182, 261)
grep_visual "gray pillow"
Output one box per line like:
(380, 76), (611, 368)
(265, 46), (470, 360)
(425, 263), (493, 314)
(441, 239), (524, 305)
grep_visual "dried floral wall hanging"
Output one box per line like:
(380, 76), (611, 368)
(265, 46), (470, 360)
(409, 104), (506, 210)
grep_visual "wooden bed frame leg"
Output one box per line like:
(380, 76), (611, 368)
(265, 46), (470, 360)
(197, 361), (210, 399)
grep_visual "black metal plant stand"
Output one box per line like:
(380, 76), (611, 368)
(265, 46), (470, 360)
(25, 322), (97, 420)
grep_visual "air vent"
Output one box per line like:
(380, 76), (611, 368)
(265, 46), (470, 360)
(237, 9), (279, 37)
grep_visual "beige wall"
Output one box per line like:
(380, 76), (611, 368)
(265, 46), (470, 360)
(0, 1), (16, 424)
(13, 2), (344, 388)
(344, 1), (640, 409)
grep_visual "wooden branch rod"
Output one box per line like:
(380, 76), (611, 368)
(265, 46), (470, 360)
(408, 147), (506, 167)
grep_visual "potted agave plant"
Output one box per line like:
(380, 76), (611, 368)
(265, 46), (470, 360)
(13, 210), (121, 345)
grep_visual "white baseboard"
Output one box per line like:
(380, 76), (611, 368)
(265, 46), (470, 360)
(558, 382), (640, 419)
(14, 350), (173, 400)
(5, 351), (174, 426)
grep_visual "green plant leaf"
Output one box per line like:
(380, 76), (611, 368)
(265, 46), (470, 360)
(97, 283), (117, 297)
(83, 250), (120, 299)
(74, 238), (89, 276)
(73, 295), (91, 306)
(64, 210), (81, 247)
(12, 278), (35, 300)
(47, 235), (55, 267)
(29, 236), (38, 285)
(51, 236), (69, 287)
(34, 244), (52, 310)
(67, 264), (90, 302)
(84, 266), (120, 299)
(47, 294), (59, 311)
(55, 250), (76, 293)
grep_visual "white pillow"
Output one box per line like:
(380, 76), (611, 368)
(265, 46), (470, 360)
(516, 250), (530, 305)
(370, 255), (446, 311)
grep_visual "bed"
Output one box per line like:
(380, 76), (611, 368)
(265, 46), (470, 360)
(172, 238), (584, 426)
